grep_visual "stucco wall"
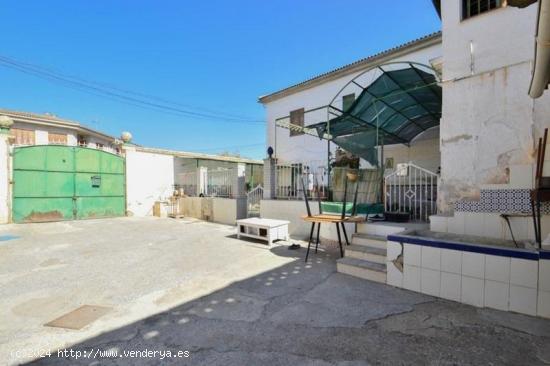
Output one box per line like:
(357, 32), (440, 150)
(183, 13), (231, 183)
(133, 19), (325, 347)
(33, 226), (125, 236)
(178, 196), (245, 225)
(260, 200), (317, 238)
(263, 42), (442, 170)
(383, 131), (440, 174)
(438, 3), (546, 213)
(212, 197), (247, 225)
(126, 149), (175, 217)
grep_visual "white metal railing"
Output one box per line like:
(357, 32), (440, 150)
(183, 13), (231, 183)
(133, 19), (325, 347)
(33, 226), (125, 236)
(177, 171), (198, 197)
(275, 163), (327, 200)
(206, 169), (234, 197)
(247, 185), (263, 217)
(384, 162), (438, 222)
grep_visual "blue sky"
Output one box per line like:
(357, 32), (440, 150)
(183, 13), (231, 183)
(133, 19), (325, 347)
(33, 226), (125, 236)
(0, 1), (440, 159)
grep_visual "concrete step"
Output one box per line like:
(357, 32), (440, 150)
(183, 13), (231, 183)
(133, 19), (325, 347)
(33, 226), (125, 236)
(356, 222), (406, 236)
(352, 233), (387, 249)
(345, 244), (386, 264)
(336, 257), (387, 283)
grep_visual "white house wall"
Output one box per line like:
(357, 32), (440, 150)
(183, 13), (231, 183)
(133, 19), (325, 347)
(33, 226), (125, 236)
(383, 129), (440, 175)
(438, 3), (548, 213)
(265, 42), (443, 172)
(126, 149), (175, 217)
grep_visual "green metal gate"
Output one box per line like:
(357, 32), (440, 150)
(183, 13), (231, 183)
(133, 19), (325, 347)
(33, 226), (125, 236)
(12, 145), (126, 223)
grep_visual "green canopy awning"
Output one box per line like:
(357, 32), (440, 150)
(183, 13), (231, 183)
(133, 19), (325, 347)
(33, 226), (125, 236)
(311, 65), (442, 165)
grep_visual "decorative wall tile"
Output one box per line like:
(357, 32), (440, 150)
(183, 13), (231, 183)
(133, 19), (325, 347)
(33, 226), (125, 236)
(462, 252), (485, 279)
(440, 272), (461, 301)
(455, 188), (550, 215)
(421, 268), (440, 296)
(461, 276), (484, 307)
(387, 261), (403, 288)
(538, 291), (550, 318)
(404, 264), (421, 292)
(485, 255), (510, 283)
(509, 285), (537, 316)
(510, 258), (538, 288)
(404, 244), (421, 267)
(421, 247), (441, 271)
(441, 249), (462, 274)
(539, 260), (550, 293)
(484, 280), (509, 311)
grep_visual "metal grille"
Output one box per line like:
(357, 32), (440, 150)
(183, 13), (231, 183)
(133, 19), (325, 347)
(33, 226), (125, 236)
(247, 185), (263, 217)
(275, 163), (327, 200)
(206, 169), (234, 197)
(462, 0), (502, 19)
(177, 171), (198, 197)
(384, 162), (438, 222)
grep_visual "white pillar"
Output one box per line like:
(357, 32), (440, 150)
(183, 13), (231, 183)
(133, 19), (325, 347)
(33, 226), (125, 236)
(232, 163), (246, 198)
(198, 166), (208, 195)
(263, 157), (277, 199)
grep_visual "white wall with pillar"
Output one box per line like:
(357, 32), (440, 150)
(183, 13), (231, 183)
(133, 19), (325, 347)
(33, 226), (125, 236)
(124, 141), (175, 217)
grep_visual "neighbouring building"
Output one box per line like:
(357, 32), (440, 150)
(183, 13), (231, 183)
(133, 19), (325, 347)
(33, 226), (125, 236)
(1, 109), (121, 154)
(0, 109), (263, 223)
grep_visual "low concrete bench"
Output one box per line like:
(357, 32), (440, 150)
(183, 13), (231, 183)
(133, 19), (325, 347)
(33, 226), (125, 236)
(236, 218), (289, 245)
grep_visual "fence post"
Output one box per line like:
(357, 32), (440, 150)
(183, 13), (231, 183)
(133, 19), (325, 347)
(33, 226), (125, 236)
(232, 163), (246, 198)
(198, 166), (208, 195)
(263, 157), (277, 199)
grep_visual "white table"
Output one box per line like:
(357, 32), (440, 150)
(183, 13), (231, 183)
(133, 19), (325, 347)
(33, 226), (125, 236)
(236, 218), (290, 245)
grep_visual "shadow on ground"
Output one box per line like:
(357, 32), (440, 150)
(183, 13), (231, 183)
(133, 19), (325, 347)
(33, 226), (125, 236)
(27, 245), (550, 366)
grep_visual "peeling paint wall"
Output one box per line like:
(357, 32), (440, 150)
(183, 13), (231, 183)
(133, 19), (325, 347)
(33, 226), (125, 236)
(438, 3), (547, 213)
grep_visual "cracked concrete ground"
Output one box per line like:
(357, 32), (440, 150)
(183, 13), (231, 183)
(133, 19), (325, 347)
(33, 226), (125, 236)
(1, 217), (550, 365)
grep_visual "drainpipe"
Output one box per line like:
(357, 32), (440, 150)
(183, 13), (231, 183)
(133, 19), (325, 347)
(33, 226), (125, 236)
(529, 0), (550, 98)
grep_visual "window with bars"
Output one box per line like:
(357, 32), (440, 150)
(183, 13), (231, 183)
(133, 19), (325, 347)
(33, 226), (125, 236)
(10, 128), (35, 146)
(289, 108), (305, 137)
(462, 0), (502, 20)
(95, 143), (104, 150)
(48, 132), (67, 145)
(78, 135), (87, 147)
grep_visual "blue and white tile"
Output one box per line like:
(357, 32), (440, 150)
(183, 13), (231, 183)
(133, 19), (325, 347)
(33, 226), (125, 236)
(509, 285), (537, 316)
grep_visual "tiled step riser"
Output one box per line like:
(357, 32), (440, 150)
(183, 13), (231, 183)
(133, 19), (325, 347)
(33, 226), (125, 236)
(345, 249), (386, 264)
(352, 236), (387, 249)
(337, 263), (387, 283)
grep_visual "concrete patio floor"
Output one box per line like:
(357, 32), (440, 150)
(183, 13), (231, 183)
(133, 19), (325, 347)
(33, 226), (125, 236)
(1, 217), (550, 365)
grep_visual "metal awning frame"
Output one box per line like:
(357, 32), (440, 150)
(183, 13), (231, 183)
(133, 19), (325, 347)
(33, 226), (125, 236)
(324, 61), (442, 148)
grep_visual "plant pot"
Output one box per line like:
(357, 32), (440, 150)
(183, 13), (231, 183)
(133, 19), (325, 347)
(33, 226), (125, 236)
(346, 172), (358, 183)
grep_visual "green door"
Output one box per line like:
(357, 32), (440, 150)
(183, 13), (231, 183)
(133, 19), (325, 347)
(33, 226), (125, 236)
(12, 145), (125, 223)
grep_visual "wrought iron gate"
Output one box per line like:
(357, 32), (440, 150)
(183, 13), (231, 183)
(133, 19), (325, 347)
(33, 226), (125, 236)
(384, 162), (438, 222)
(247, 185), (263, 217)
